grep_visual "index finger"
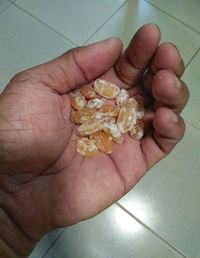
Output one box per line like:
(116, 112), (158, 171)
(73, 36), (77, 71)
(115, 24), (161, 87)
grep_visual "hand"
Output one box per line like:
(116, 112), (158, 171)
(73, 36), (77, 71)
(0, 24), (189, 256)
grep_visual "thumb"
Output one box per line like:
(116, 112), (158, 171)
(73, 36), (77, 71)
(18, 38), (123, 93)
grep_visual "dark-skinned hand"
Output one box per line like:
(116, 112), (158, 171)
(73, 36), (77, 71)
(0, 24), (189, 257)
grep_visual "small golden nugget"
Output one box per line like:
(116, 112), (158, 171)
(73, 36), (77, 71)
(70, 79), (145, 157)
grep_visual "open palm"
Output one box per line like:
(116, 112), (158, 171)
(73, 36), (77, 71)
(0, 24), (189, 243)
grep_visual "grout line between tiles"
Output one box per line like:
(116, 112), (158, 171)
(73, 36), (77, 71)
(82, 0), (128, 45)
(116, 202), (187, 258)
(12, 3), (79, 47)
(0, 1), (12, 15)
(42, 228), (66, 258)
(185, 47), (200, 68)
(12, 0), (128, 47)
(183, 47), (200, 133)
(185, 120), (200, 133)
(144, 0), (200, 36)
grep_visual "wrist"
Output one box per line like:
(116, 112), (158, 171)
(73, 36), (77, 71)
(0, 204), (36, 258)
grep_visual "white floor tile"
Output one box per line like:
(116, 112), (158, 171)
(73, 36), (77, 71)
(0, 1), (199, 257)
(182, 50), (200, 130)
(87, 0), (200, 66)
(0, 5), (74, 91)
(44, 204), (183, 258)
(119, 123), (200, 257)
(29, 229), (64, 258)
(146, 0), (200, 33)
(0, 0), (11, 13)
(0, 79), (4, 94)
(15, 0), (126, 45)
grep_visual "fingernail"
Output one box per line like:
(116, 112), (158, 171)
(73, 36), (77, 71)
(174, 75), (182, 90)
(171, 111), (178, 123)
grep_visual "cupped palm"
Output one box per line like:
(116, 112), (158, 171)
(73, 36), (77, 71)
(0, 25), (186, 241)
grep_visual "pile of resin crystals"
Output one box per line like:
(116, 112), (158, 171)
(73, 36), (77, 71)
(70, 79), (145, 157)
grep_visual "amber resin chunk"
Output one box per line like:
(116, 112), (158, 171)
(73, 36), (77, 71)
(76, 138), (98, 157)
(71, 108), (97, 124)
(129, 120), (144, 140)
(117, 97), (137, 133)
(94, 79), (120, 99)
(103, 121), (123, 144)
(89, 131), (113, 154)
(81, 84), (96, 99)
(71, 93), (86, 110)
(70, 79), (145, 157)
(116, 88), (129, 106)
(77, 119), (104, 136)
(97, 105), (119, 118)
(86, 98), (105, 109)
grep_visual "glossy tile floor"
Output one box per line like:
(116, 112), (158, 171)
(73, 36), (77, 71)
(0, 0), (200, 257)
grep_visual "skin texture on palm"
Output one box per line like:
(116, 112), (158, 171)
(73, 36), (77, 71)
(0, 24), (189, 255)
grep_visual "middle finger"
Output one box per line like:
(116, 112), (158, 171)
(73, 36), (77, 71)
(143, 42), (185, 94)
